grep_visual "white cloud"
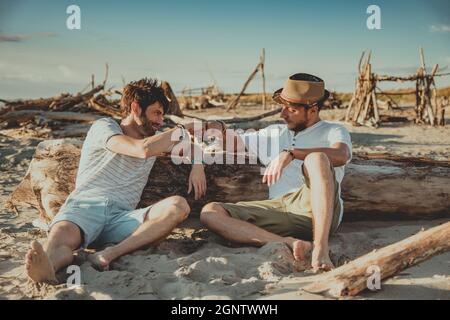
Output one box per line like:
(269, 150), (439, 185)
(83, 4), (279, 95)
(430, 25), (450, 33)
(57, 65), (73, 78)
(0, 72), (45, 83)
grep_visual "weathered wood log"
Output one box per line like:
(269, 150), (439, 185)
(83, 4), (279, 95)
(6, 139), (81, 222)
(6, 139), (450, 222)
(0, 110), (104, 125)
(302, 221), (450, 298)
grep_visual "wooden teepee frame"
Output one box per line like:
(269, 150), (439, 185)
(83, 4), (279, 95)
(345, 51), (380, 127)
(345, 48), (450, 127)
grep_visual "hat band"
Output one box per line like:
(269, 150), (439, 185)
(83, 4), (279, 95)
(280, 92), (321, 105)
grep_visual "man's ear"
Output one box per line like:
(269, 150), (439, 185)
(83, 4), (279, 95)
(309, 104), (319, 115)
(130, 101), (141, 117)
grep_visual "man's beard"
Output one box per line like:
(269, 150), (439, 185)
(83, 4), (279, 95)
(291, 121), (307, 133)
(137, 116), (159, 137)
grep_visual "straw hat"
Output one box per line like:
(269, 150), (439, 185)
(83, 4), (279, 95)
(273, 73), (330, 108)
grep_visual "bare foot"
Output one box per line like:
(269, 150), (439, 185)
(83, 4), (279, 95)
(88, 247), (115, 271)
(293, 240), (313, 261)
(25, 241), (57, 284)
(285, 237), (312, 261)
(311, 245), (334, 273)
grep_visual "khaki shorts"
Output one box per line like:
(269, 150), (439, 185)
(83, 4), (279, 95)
(220, 164), (341, 241)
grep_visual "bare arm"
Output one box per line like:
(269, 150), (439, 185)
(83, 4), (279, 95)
(106, 126), (186, 159)
(262, 142), (351, 186)
(290, 142), (351, 167)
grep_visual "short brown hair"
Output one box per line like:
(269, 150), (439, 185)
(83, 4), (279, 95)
(121, 78), (169, 117)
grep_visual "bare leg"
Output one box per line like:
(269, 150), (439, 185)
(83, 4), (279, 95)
(200, 203), (312, 261)
(89, 196), (190, 269)
(25, 221), (82, 283)
(303, 152), (335, 272)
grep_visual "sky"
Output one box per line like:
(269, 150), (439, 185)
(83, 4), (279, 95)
(0, 0), (449, 99)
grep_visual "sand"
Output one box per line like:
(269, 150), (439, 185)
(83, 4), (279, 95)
(0, 108), (449, 300)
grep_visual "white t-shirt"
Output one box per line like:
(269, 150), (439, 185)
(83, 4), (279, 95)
(239, 120), (352, 220)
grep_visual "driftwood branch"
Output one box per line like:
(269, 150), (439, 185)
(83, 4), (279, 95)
(302, 221), (450, 298)
(227, 49), (266, 111)
(88, 95), (122, 119)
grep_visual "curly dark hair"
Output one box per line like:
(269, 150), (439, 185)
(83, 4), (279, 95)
(121, 78), (170, 117)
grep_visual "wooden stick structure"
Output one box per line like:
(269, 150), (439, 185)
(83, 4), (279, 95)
(345, 48), (449, 127)
(227, 49), (267, 111)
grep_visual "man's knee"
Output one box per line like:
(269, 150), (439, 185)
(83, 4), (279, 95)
(303, 152), (331, 176)
(200, 202), (228, 226)
(49, 221), (81, 249)
(166, 196), (190, 221)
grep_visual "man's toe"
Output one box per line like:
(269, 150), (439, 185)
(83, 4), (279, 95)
(31, 241), (43, 253)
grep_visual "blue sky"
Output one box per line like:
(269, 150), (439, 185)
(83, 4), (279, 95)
(0, 0), (449, 99)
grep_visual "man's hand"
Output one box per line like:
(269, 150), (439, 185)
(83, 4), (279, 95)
(184, 120), (206, 136)
(262, 151), (294, 186)
(188, 164), (207, 200)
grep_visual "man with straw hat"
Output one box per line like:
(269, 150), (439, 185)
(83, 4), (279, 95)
(201, 73), (352, 272)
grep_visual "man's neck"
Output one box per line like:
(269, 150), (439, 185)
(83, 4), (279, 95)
(120, 116), (145, 139)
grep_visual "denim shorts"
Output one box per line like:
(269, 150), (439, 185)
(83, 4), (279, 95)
(49, 194), (151, 249)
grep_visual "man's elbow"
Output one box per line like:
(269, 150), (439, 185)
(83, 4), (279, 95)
(339, 150), (351, 166)
(332, 150), (351, 167)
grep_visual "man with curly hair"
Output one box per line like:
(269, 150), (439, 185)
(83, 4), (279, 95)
(25, 78), (207, 283)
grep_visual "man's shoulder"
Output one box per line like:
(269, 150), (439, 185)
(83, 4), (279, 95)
(92, 117), (120, 127)
(89, 117), (122, 134)
(320, 120), (350, 133)
(83, 117), (122, 150)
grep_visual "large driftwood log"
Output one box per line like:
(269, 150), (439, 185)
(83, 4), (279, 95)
(301, 221), (450, 298)
(6, 139), (82, 222)
(6, 139), (450, 222)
